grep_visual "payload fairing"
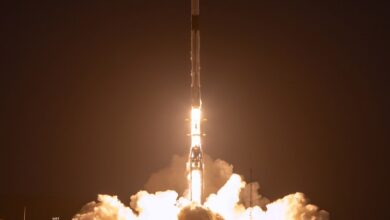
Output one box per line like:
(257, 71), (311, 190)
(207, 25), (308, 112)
(188, 0), (204, 205)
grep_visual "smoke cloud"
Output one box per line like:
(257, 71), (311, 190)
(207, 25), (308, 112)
(74, 195), (136, 220)
(144, 154), (233, 198)
(178, 206), (224, 220)
(240, 182), (270, 209)
(73, 155), (329, 220)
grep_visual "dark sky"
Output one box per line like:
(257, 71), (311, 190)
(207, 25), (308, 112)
(1, 0), (388, 219)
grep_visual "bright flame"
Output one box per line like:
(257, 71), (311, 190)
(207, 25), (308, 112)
(190, 169), (202, 204)
(187, 107), (204, 204)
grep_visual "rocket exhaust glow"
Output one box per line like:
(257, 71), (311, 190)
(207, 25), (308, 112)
(188, 0), (204, 205)
(73, 1), (330, 219)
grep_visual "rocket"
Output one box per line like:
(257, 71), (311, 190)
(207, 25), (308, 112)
(191, 0), (201, 108)
(188, 0), (204, 204)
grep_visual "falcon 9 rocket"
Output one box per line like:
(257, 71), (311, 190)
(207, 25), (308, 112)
(188, 0), (204, 205)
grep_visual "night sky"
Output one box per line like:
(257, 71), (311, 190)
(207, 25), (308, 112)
(1, 1), (388, 219)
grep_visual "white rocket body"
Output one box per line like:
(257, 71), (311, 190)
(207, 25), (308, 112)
(188, 0), (204, 205)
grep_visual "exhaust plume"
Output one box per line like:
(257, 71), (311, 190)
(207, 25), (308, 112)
(73, 156), (329, 220)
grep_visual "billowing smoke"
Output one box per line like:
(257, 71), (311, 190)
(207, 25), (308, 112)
(73, 155), (329, 220)
(178, 206), (224, 220)
(74, 195), (136, 220)
(240, 182), (270, 210)
(144, 154), (233, 198)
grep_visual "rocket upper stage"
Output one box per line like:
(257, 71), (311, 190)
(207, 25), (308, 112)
(191, 0), (201, 108)
(192, 0), (199, 16)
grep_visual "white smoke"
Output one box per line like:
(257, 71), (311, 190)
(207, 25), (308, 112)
(263, 193), (329, 220)
(74, 195), (136, 220)
(73, 155), (329, 220)
(144, 154), (233, 197)
(240, 182), (270, 209)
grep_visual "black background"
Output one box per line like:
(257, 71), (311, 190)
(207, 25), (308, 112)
(1, 0), (388, 219)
